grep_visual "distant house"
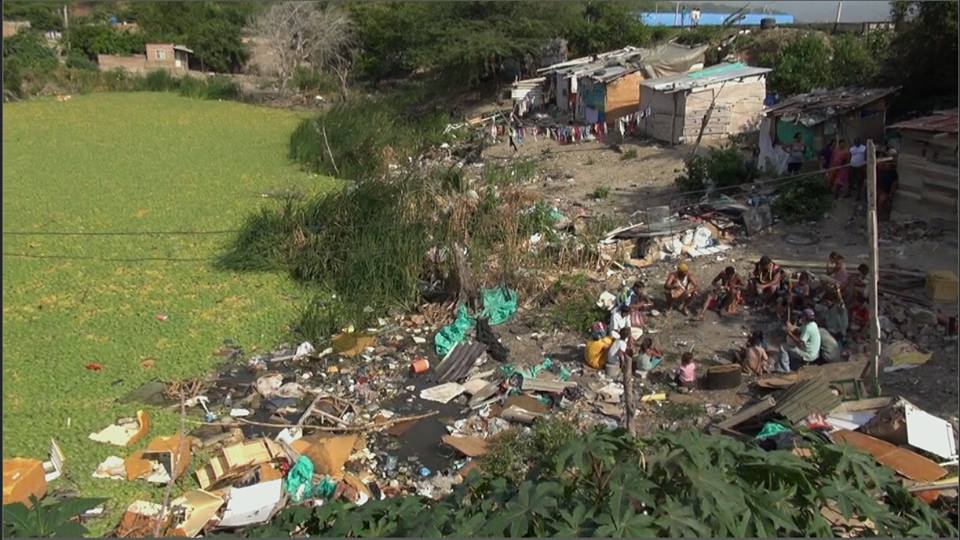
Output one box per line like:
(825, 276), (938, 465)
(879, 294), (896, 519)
(763, 86), (901, 160)
(536, 43), (707, 122)
(510, 77), (546, 116)
(886, 110), (958, 222)
(638, 62), (771, 145)
(3, 20), (31, 38)
(97, 43), (194, 74)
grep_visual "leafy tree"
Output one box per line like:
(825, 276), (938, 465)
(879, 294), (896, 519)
(66, 24), (145, 60)
(2, 30), (58, 95)
(759, 34), (832, 96)
(830, 32), (889, 88)
(1, 1), (64, 32)
(566, 0), (654, 56)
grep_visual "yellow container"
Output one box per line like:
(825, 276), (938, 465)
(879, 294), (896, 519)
(925, 271), (958, 303)
(3, 458), (47, 507)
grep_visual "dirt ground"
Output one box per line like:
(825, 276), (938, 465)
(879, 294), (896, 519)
(481, 133), (960, 425)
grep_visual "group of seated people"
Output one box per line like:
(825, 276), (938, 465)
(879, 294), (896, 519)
(585, 251), (874, 382)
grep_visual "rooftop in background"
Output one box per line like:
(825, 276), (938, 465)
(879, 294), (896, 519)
(764, 86), (902, 126)
(887, 110), (960, 135)
(638, 11), (794, 26)
(641, 62), (771, 93)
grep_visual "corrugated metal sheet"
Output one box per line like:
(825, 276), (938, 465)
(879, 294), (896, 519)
(888, 110), (959, 134)
(642, 63), (771, 93)
(764, 86), (901, 127)
(434, 342), (486, 383)
(773, 378), (842, 424)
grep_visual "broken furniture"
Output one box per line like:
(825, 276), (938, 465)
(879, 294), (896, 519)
(125, 434), (192, 483)
(195, 438), (285, 491)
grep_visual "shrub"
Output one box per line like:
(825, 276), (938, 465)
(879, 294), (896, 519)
(676, 146), (755, 194)
(619, 149), (637, 160)
(772, 174), (833, 223)
(2, 31), (58, 96)
(291, 67), (338, 94)
(198, 75), (240, 100)
(142, 69), (179, 92)
(760, 34), (832, 96)
(590, 186), (610, 200)
(64, 50), (97, 71)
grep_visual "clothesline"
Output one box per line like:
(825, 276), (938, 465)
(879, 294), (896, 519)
(484, 107), (656, 146)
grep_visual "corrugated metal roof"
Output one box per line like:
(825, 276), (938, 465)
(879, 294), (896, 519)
(764, 86), (901, 127)
(773, 378), (842, 424)
(511, 77), (546, 89)
(434, 342), (487, 383)
(641, 63), (771, 93)
(537, 46), (642, 74)
(887, 110), (959, 134)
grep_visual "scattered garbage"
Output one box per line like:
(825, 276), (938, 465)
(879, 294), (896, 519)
(89, 410), (150, 447)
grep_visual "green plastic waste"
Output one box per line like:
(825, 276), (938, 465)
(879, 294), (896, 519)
(548, 208), (565, 223)
(434, 304), (476, 357)
(755, 422), (792, 440)
(285, 456), (315, 503)
(501, 357), (554, 380)
(479, 287), (518, 326)
(315, 476), (338, 499)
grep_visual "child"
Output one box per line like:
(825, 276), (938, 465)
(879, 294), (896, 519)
(635, 338), (663, 376)
(848, 291), (870, 340)
(740, 333), (769, 376)
(675, 352), (698, 390)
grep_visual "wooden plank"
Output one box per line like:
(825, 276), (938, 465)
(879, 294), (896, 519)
(831, 430), (947, 482)
(441, 435), (489, 457)
(716, 396), (776, 430)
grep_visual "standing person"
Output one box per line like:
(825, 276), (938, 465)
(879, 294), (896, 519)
(819, 138), (835, 170)
(825, 252), (851, 295)
(786, 133), (806, 174)
(848, 137), (867, 199)
(775, 308), (821, 373)
(877, 149), (899, 220)
(664, 262), (698, 316)
(828, 138), (851, 199)
(691, 7), (701, 26)
(698, 266), (744, 320)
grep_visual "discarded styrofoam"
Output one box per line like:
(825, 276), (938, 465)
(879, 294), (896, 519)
(88, 411), (150, 447)
(218, 478), (283, 528)
(293, 341), (316, 361)
(597, 291), (617, 311)
(92, 456), (126, 480)
(904, 402), (958, 460)
(420, 382), (467, 404)
(42, 440), (64, 482)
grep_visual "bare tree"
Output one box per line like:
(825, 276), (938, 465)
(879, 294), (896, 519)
(252, 2), (356, 94)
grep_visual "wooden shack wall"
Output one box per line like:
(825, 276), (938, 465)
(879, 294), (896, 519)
(639, 85), (682, 144)
(893, 129), (959, 220)
(677, 76), (766, 144)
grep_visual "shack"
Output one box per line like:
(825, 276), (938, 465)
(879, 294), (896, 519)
(886, 110), (959, 222)
(537, 47), (641, 113)
(510, 77), (546, 117)
(762, 86), (901, 160)
(638, 63), (771, 145)
(573, 42), (707, 124)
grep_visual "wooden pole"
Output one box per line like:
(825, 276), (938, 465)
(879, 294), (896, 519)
(834, 0), (843, 33)
(623, 353), (635, 436)
(866, 140), (881, 385)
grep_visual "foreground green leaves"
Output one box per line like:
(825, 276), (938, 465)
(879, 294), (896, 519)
(244, 426), (958, 538)
(2, 497), (106, 538)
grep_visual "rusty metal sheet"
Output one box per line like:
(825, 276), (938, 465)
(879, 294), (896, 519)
(434, 342), (487, 383)
(773, 378), (842, 424)
(831, 430), (948, 483)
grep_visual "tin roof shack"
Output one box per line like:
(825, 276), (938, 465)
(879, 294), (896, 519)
(574, 43), (708, 124)
(511, 77), (546, 117)
(886, 110), (959, 222)
(763, 86), (900, 161)
(638, 63), (771, 145)
(538, 46), (641, 113)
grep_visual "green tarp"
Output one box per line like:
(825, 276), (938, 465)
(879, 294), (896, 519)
(434, 287), (519, 357)
(755, 422), (792, 440)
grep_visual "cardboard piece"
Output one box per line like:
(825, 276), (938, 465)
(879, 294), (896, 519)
(442, 435), (489, 457)
(295, 434), (358, 477)
(331, 333), (376, 358)
(195, 438), (284, 490)
(2, 458), (47, 506)
(169, 490), (225, 537)
(503, 394), (550, 415)
(500, 405), (544, 424)
(218, 478), (283, 528)
(420, 382), (466, 404)
(831, 430), (948, 482)
(597, 402), (623, 418)
(89, 410), (150, 447)
(115, 500), (170, 538)
(125, 434), (192, 483)
(756, 373), (799, 389)
(462, 378), (491, 396)
(42, 439), (65, 482)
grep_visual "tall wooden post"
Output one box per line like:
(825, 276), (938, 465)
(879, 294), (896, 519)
(866, 140), (881, 385)
(623, 354), (635, 436)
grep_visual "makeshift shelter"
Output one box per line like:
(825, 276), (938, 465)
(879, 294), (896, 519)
(573, 43), (708, 123)
(638, 63), (771, 145)
(763, 86), (900, 160)
(886, 110), (959, 222)
(511, 77), (546, 117)
(537, 47), (641, 113)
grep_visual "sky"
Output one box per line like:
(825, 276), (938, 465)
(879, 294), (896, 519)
(674, 1), (893, 23)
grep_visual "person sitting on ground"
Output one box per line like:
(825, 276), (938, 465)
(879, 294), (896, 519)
(750, 255), (785, 305)
(843, 264), (868, 305)
(848, 291), (870, 341)
(635, 338), (663, 377)
(698, 266), (744, 320)
(584, 323), (614, 370)
(674, 352), (698, 390)
(775, 308), (821, 373)
(664, 262), (698, 316)
(739, 333), (770, 376)
(627, 280), (653, 335)
(818, 325), (843, 363)
(608, 303), (631, 342)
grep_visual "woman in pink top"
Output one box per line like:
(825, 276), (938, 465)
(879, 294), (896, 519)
(828, 139), (851, 199)
(675, 352), (698, 389)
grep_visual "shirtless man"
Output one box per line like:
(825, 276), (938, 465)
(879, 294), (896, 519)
(664, 262), (698, 316)
(698, 266), (744, 320)
(750, 255), (785, 305)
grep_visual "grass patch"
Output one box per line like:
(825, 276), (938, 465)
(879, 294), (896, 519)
(619, 148), (638, 160)
(535, 273), (606, 334)
(480, 415), (576, 485)
(590, 186), (610, 200)
(659, 401), (707, 422)
(2, 93), (327, 534)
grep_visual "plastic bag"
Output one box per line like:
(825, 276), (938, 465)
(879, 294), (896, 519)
(434, 304), (476, 357)
(479, 286), (518, 326)
(285, 456), (315, 503)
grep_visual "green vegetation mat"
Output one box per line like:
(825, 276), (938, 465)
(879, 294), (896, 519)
(2, 92), (331, 534)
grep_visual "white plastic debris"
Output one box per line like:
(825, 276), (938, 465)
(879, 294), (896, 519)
(293, 341), (316, 360)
